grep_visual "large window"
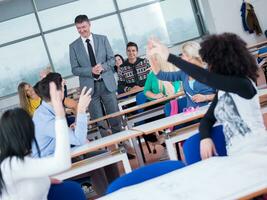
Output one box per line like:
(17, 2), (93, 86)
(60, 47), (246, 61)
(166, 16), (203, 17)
(0, 0), (204, 98)
(0, 37), (50, 97)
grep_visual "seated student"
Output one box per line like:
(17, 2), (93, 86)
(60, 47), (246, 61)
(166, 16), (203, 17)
(144, 56), (181, 100)
(0, 82), (77, 199)
(147, 33), (267, 158)
(150, 42), (215, 109)
(118, 42), (150, 93)
(114, 54), (124, 87)
(17, 82), (41, 116)
(32, 72), (119, 196)
(39, 67), (78, 116)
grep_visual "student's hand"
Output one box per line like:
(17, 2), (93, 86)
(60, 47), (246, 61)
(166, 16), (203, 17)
(147, 38), (169, 61)
(50, 82), (65, 118)
(192, 94), (207, 103)
(200, 138), (218, 160)
(77, 87), (92, 114)
(154, 93), (165, 99)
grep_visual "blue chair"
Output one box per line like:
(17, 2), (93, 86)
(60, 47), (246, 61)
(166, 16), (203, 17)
(183, 125), (227, 165)
(136, 91), (148, 113)
(106, 160), (185, 194)
(164, 96), (193, 130)
(164, 96), (187, 117)
(48, 180), (86, 200)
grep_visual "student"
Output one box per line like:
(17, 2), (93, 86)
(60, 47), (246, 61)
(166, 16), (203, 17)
(0, 82), (73, 199)
(118, 42), (151, 93)
(144, 55), (181, 100)
(150, 41), (215, 108)
(114, 54), (124, 87)
(18, 82), (41, 116)
(33, 72), (119, 196)
(147, 33), (267, 159)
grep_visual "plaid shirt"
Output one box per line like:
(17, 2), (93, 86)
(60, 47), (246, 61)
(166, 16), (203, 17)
(118, 57), (150, 93)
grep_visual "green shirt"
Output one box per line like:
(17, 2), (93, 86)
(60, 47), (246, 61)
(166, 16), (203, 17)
(144, 71), (181, 100)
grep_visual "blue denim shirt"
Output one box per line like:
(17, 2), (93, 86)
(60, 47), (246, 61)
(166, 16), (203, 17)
(157, 70), (215, 108)
(32, 101), (87, 157)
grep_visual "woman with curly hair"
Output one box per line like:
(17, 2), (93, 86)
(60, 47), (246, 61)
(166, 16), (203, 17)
(147, 33), (267, 159)
(18, 82), (41, 116)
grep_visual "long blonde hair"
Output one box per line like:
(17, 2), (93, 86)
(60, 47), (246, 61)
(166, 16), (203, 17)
(18, 82), (31, 114)
(181, 41), (203, 65)
(154, 54), (179, 95)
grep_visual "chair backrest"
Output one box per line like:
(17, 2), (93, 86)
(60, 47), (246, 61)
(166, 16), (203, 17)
(48, 180), (86, 200)
(183, 125), (227, 165)
(136, 91), (148, 113)
(164, 96), (187, 117)
(106, 160), (185, 194)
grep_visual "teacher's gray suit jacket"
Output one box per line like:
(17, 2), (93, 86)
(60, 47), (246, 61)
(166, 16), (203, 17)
(69, 34), (116, 94)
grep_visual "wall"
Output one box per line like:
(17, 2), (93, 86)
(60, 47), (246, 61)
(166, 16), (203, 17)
(199, 0), (267, 45)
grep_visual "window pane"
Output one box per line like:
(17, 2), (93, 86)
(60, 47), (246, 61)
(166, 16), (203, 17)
(45, 15), (126, 77)
(116, 0), (154, 9)
(38, 0), (115, 31)
(121, 0), (200, 54)
(0, 14), (40, 45)
(0, 37), (50, 97)
(44, 26), (79, 77)
(93, 15), (126, 57)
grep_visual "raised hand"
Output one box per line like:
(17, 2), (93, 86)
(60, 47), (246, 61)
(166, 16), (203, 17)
(147, 38), (169, 61)
(77, 87), (92, 114)
(49, 82), (65, 118)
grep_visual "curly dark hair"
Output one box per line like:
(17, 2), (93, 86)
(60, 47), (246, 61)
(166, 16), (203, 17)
(199, 33), (258, 82)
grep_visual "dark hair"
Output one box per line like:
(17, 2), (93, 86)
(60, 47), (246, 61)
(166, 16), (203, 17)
(114, 54), (124, 72)
(74, 15), (90, 24)
(0, 108), (40, 195)
(34, 72), (62, 102)
(199, 33), (258, 82)
(127, 42), (138, 51)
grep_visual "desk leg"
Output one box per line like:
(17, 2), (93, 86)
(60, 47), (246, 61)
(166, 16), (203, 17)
(166, 139), (178, 160)
(121, 153), (132, 173)
(131, 137), (145, 166)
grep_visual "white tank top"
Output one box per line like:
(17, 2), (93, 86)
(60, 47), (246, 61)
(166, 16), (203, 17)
(214, 81), (267, 155)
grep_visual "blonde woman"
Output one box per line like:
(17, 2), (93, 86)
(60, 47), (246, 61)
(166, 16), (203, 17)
(150, 41), (215, 108)
(144, 56), (181, 100)
(18, 82), (41, 116)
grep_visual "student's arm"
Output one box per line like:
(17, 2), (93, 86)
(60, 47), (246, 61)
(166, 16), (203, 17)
(6, 83), (71, 180)
(144, 72), (163, 100)
(118, 68), (130, 92)
(199, 94), (218, 159)
(167, 54), (256, 99)
(7, 118), (71, 180)
(199, 93), (218, 139)
(156, 70), (183, 82)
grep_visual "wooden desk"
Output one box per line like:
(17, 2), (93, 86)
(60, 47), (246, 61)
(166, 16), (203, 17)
(71, 129), (141, 158)
(89, 91), (184, 125)
(247, 40), (267, 51)
(117, 87), (144, 99)
(53, 150), (131, 181)
(99, 147), (267, 200)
